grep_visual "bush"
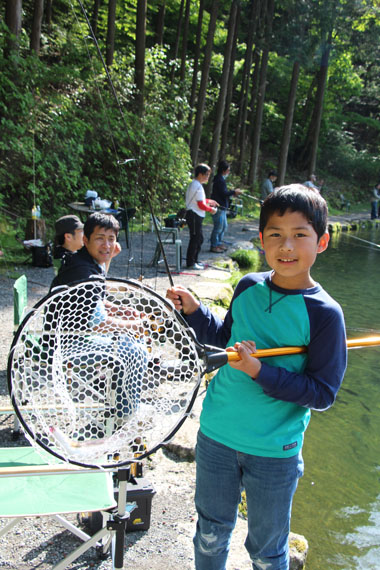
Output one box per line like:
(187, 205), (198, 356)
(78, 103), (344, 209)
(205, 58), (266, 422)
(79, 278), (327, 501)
(230, 248), (260, 271)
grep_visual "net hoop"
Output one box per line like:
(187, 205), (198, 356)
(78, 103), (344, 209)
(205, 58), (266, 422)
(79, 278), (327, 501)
(7, 278), (204, 469)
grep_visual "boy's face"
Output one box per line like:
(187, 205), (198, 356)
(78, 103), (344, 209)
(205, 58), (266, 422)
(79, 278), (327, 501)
(83, 225), (117, 265)
(260, 209), (329, 290)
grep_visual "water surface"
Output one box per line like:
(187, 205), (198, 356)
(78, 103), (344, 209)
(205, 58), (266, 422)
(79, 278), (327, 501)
(259, 223), (380, 569)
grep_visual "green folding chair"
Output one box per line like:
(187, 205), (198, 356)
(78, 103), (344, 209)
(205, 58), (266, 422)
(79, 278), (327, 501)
(0, 446), (133, 569)
(9, 276), (29, 435)
(13, 274), (28, 331)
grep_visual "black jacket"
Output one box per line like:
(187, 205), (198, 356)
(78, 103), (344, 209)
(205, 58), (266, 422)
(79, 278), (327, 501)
(211, 174), (235, 209)
(50, 246), (104, 290)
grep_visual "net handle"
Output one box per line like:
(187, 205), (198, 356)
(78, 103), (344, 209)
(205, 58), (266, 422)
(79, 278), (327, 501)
(225, 336), (380, 361)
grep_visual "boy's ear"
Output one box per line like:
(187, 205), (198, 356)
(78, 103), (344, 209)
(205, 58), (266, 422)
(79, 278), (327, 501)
(259, 232), (264, 248)
(317, 232), (330, 253)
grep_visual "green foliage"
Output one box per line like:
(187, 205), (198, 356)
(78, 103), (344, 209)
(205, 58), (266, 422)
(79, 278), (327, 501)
(228, 269), (243, 289)
(1, 0), (379, 219)
(0, 196), (27, 264)
(230, 248), (261, 271)
(318, 127), (380, 193)
(0, 30), (192, 221)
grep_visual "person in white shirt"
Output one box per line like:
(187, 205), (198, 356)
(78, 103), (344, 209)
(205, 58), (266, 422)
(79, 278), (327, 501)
(185, 164), (218, 269)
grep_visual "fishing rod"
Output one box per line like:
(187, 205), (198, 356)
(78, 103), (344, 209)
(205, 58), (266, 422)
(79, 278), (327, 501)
(225, 336), (380, 362)
(344, 234), (380, 249)
(240, 192), (261, 203)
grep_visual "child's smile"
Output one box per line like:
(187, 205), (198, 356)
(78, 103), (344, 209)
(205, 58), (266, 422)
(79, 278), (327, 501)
(260, 209), (329, 290)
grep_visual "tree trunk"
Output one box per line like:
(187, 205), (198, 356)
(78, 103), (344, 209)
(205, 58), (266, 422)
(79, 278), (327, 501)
(30, 0), (44, 54)
(189, 0), (205, 127)
(308, 38), (331, 175)
(191, 0), (219, 166)
(234, 0), (258, 157)
(91, 0), (101, 37)
(45, 0), (53, 29)
(180, 0), (191, 82)
(208, 0), (239, 174)
(106, 0), (117, 67)
(4, 0), (22, 57)
(170, 0), (184, 82)
(277, 60), (300, 186)
(248, 0), (274, 188)
(236, 0), (259, 174)
(246, 48), (260, 144)
(135, 0), (147, 115)
(220, 1), (240, 159)
(298, 34), (331, 173)
(155, 0), (166, 45)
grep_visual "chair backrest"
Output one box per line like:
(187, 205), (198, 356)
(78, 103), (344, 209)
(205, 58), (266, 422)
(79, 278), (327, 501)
(150, 214), (163, 232)
(13, 275), (28, 330)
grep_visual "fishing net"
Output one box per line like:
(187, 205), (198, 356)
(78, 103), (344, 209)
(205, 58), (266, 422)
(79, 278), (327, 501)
(7, 278), (205, 468)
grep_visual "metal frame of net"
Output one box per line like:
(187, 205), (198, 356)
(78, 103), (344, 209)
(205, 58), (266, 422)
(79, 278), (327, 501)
(7, 278), (206, 468)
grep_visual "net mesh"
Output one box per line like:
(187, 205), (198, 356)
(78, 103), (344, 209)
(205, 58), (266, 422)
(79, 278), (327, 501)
(8, 279), (202, 468)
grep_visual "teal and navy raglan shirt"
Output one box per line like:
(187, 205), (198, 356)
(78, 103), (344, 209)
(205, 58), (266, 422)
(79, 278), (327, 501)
(186, 271), (347, 458)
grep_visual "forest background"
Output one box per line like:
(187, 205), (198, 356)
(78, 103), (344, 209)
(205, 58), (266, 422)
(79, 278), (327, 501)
(1, 0), (379, 259)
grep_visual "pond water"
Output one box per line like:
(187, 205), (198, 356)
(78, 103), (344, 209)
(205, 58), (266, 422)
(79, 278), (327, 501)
(259, 223), (380, 569)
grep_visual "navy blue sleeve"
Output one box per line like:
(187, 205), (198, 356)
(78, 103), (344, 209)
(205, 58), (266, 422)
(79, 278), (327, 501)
(254, 297), (347, 411)
(185, 303), (232, 348)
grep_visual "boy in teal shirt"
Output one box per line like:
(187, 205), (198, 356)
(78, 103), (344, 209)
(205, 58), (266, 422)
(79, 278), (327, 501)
(167, 184), (347, 570)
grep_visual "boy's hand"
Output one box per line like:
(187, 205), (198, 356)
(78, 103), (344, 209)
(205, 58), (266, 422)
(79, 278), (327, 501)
(166, 285), (200, 315)
(227, 340), (262, 378)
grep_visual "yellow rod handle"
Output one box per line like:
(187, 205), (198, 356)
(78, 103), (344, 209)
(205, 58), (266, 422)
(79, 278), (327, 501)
(226, 336), (380, 361)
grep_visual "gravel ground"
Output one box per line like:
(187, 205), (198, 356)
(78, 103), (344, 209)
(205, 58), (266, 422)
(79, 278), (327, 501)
(0, 211), (369, 569)
(0, 218), (258, 570)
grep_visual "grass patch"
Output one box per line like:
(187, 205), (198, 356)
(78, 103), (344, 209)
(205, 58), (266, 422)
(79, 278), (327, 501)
(230, 248), (261, 270)
(228, 269), (243, 289)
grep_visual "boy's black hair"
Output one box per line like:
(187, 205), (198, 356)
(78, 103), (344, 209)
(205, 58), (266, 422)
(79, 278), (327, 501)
(259, 184), (328, 239)
(217, 160), (230, 174)
(194, 163), (211, 178)
(84, 212), (120, 239)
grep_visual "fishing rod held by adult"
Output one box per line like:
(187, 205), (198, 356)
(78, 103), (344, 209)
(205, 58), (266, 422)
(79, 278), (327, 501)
(240, 192), (261, 202)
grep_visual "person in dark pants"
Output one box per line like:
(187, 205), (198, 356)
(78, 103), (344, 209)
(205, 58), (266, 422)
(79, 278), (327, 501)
(185, 164), (218, 269)
(210, 160), (242, 253)
(50, 212), (147, 424)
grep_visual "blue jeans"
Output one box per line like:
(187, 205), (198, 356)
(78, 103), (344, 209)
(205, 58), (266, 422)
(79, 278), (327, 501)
(75, 335), (148, 418)
(193, 431), (304, 570)
(210, 209), (227, 248)
(371, 201), (378, 219)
